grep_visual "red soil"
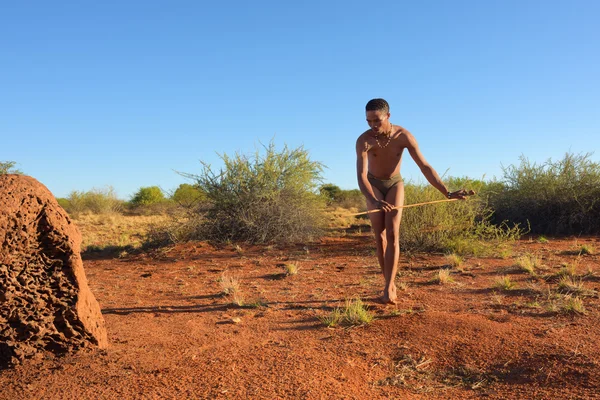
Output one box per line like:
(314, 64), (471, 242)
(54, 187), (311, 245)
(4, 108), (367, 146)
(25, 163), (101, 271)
(1, 234), (599, 399)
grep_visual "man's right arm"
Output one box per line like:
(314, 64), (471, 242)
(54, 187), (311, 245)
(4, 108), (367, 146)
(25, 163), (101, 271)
(356, 137), (378, 205)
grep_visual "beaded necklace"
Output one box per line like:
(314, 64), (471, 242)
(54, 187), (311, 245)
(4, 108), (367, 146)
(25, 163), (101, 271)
(374, 124), (394, 148)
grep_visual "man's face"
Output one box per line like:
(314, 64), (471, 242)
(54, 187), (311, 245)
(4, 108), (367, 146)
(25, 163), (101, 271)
(366, 110), (390, 134)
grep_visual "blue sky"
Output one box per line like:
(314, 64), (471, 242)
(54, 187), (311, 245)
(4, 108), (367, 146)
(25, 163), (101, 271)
(2, 1), (599, 199)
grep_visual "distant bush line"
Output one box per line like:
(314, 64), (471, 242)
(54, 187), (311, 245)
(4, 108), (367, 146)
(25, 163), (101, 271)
(52, 151), (600, 248)
(488, 152), (600, 235)
(56, 183), (206, 217)
(322, 151), (600, 237)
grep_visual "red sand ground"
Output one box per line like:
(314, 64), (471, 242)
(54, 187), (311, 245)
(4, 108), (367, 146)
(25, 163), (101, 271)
(1, 235), (599, 399)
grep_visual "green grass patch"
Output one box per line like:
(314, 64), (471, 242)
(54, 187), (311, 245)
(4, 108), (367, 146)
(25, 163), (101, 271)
(319, 298), (374, 327)
(445, 253), (463, 268)
(514, 253), (541, 275)
(430, 268), (455, 285)
(561, 295), (586, 315)
(284, 262), (300, 276)
(493, 275), (517, 291)
(579, 244), (595, 255)
(400, 178), (524, 254)
(537, 236), (549, 244)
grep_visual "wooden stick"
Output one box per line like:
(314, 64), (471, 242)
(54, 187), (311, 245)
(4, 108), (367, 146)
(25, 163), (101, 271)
(346, 198), (459, 217)
(345, 190), (476, 217)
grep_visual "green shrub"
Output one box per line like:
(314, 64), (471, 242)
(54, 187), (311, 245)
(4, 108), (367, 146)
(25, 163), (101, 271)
(171, 183), (206, 208)
(399, 177), (522, 254)
(178, 141), (326, 244)
(62, 186), (124, 215)
(336, 188), (365, 210)
(0, 161), (22, 175)
(320, 184), (365, 211)
(320, 184), (343, 204)
(127, 186), (177, 215)
(489, 152), (600, 234)
(56, 198), (71, 210)
(143, 213), (203, 247)
(130, 186), (166, 207)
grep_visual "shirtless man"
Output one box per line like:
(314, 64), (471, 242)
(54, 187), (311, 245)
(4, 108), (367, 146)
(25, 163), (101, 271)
(356, 98), (466, 304)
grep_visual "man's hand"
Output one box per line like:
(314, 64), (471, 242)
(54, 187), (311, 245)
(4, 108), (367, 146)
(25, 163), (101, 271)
(449, 189), (476, 200)
(367, 198), (396, 212)
(377, 199), (396, 212)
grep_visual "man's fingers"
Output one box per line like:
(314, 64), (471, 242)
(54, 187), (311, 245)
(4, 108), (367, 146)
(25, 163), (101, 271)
(377, 200), (396, 212)
(452, 189), (476, 199)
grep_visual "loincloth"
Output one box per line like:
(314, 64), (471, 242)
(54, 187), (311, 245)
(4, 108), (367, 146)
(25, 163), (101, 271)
(367, 172), (403, 197)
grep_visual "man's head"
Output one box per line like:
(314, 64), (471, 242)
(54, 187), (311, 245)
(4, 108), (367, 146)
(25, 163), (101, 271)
(366, 98), (389, 114)
(365, 98), (391, 134)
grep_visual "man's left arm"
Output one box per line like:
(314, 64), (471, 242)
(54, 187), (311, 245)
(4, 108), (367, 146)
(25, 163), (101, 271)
(404, 131), (464, 199)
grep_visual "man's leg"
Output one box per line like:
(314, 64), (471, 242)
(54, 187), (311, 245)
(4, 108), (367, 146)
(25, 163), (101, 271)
(366, 187), (386, 277)
(383, 182), (405, 304)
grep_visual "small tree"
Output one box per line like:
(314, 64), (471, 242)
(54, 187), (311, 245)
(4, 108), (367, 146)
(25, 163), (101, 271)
(0, 161), (22, 175)
(130, 186), (166, 207)
(320, 184), (364, 210)
(337, 189), (365, 210)
(180, 141), (326, 244)
(171, 183), (206, 208)
(320, 184), (343, 204)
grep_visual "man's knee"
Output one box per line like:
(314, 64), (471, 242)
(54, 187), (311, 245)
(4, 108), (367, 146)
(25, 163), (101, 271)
(374, 231), (387, 245)
(385, 229), (399, 243)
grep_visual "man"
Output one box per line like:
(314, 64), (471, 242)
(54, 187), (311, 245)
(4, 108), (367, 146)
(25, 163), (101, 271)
(356, 98), (466, 304)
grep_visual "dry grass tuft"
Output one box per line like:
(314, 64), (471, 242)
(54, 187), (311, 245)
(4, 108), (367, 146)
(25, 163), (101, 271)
(493, 275), (517, 291)
(430, 268), (454, 285)
(445, 253), (464, 269)
(326, 207), (364, 230)
(231, 291), (245, 307)
(579, 244), (595, 256)
(555, 260), (579, 278)
(74, 214), (169, 251)
(397, 280), (409, 291)
(343, 298), (374, 325)
(219, 272), (240, 295)
(558, 276), (585, 294)
(557, 276), (596, 297)
(319, 298), (374, 327)
(537, 236), (549, 244)
(219, 271), (244, 305)
(498, 248), (513, 259)
(514, 253), (541, 275)
(561, 295), (586, 315)
(234, 244), (244, 256)
(285, 262), (300, 276)
(319, 308), (343, 328)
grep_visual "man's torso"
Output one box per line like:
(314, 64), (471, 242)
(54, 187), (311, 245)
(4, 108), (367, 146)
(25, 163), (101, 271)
(359, 125), (408, 179)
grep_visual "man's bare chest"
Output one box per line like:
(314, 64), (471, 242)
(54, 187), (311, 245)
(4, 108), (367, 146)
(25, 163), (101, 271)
(366, 140), (405, 160)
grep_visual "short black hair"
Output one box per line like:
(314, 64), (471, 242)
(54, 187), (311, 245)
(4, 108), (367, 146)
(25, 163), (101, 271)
(365, 98), (389, 113)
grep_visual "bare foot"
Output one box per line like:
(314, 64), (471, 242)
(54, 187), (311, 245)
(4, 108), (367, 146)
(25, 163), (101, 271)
(388, 285), (398, 304)
(377, 296), (396, 305)
(379, 288), (398, 305)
